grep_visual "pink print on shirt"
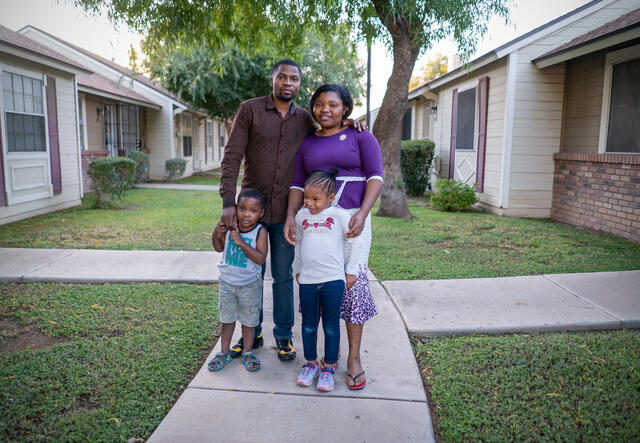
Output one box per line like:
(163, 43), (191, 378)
(302, 217), (334, 232)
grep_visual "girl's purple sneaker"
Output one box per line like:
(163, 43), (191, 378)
(297, 362), (319, 387)
(317, 367), (336, 392)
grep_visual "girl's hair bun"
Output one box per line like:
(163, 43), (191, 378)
(328, 168), (339, 178)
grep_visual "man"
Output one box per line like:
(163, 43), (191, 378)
(219, 59), (363, 361)
(219, 59), (309, 361)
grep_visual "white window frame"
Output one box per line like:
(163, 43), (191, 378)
(454, 82), (479, 152)
(597, 43), (640, 154)
(2, 65), (49, 157)
(0, 63), (52, 204)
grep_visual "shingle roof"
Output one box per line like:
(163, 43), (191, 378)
(533, 7), (640, 62)
(0, 24), (89, 73)
(20, 25), (188, 106)
(77, 72), (161, 108)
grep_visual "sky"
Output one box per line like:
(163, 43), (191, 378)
(0, 0), (592, 116)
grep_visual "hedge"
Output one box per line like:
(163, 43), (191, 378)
(127, 150), (149, 184)
(401, 139), (436, 197)
(165, 158), (186, 181)
(88, 157), (136, 208)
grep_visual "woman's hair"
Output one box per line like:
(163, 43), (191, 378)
(237, 188), (266, 209)
(305, 168), (339, 195)
(309, 84), (353, 120)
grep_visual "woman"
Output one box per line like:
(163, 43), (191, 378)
(284, 84), (383, 390)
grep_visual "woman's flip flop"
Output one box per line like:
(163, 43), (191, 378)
(347, 371), (366, 390)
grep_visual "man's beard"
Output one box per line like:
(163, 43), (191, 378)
(275, 92), (295, 102)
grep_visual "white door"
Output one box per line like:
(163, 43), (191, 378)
(452, 87), (477, 185)
(2, 69), (51, 205)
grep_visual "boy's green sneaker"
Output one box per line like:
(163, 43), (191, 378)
(230, 333), (264, 358)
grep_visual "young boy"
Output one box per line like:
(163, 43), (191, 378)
(209, 189), (268, 372)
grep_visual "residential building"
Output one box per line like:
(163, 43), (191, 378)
(364, 0), (640, 242)
(19, 26), (227, 183)
(0, 25), (88, 224)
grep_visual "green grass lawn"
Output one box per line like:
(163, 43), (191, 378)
(370, 199), (640, 280)
(0, 189), (221, 250)
(415, 330), (640, 442)
(170, 174), (221, 186)
(0, 282), (218, 442)
(153, 168), (241, 186)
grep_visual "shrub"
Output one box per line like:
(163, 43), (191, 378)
(401, 139), (436, 197)
(127, 150), (149, 184)
(165, 157), (187, 181)
(431, 178), (478, 211)
(88, 157), (136, 208)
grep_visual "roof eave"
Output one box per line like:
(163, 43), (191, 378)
(428, 52), (499, 90)
(533, 25), (640, 68)
(0, 42), (92, 75)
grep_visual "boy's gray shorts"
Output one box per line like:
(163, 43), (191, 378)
(219, 279), (262, 327)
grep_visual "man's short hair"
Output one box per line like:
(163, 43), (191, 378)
(271, 59), (301, 76)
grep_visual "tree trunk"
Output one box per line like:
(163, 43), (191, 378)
(372, 11), (421, 219)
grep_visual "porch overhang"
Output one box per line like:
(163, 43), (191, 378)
(78, 85), (162, 110)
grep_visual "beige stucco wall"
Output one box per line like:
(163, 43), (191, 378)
(83, 94), (104, 151)
(0, 54), (82, 224)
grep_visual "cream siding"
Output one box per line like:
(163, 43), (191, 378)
(0, 57), (81, 225)
(560, 53), (605, 154)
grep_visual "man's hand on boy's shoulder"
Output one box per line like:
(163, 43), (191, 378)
(221, 206), (238, 230)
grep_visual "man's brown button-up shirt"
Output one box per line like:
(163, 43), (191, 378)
(220, 94), (315, 224)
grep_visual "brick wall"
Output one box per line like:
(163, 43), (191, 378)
(552, 153), (640, 242)
(81, 150), (109, 192)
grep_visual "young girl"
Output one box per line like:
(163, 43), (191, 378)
(293, 169), (362, 391)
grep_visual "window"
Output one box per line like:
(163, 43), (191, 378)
(206, 120), (213, 148)
(182, 114), (193, 157)
(401, 108), (411, 140)
(218, 122), (225, 159)
(599, 44), (640, 154)
(78, 95), (86, 150)
(606, 58), (640, 153)
(119, 104), (139, 155)
(3, 71), (46, 152)
(104, 104), (118, 156)
(455, 87), (476, 150)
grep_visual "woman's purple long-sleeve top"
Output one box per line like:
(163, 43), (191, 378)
(290, 127), (383, 209)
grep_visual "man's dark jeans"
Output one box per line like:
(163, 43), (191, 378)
(254, 222), (294, 340)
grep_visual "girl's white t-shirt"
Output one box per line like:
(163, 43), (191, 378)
(294, 206), (362, 284)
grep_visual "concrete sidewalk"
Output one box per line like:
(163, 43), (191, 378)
(383, 270), (640, 336)
(149, 279), (434, 442)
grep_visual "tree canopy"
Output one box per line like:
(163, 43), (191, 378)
(409, 53), (448, 90)
(76, 0), (510, 218)
(148, 27), (364, 124)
